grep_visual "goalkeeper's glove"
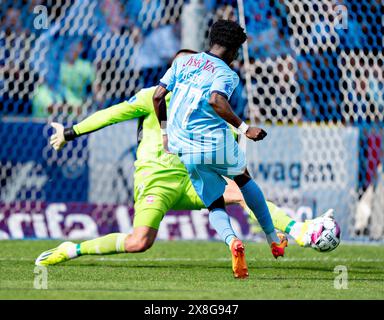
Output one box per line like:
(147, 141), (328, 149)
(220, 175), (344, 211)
(50, 122), (78, 151)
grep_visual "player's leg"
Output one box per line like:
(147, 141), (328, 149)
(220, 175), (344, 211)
(63, 224), (157, 256)
(75, 225), (158, 255)
(182, 157), (248, 278)
(223, 177), (292, 230)
(223, 178), (297, 244)
(174, 175), (298, 245)
(80, 197), (165, 255)
(181, 161), (237, 247)
(35, 228), (158, 267)
(207, 196), (248, 279)
(173, 174), (249, 278)
(35, 207), (166, 267)
(35, 200), (169, 266)
(225, 179), (293, 234)
(223, 178), (335, 247)
(174, 175), (294, 242)
(172, 174), (205, 210)
(168, 166), (247, 269)
(233, 169), (288, 258)
(34, 233), (124, 266)
(35, 172), (181, 266)
(125, 192), (172, 252)
(124, 226), (157, 252)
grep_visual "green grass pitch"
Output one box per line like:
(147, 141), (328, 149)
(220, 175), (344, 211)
(0, 240), (383, 300)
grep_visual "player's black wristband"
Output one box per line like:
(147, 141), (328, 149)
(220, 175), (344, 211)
(63, 127), (78, 141)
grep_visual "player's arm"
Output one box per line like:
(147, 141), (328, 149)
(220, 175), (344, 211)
(153, 85), (169, 132)
(153, 60), (177, 152)
(50, 91), (151, 151)
(209, 72), (267, 141)
(209, 93), (266, 141)
(153, 85), (171, 153)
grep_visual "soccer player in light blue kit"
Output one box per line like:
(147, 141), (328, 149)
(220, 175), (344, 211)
(153, 20), (288, 278)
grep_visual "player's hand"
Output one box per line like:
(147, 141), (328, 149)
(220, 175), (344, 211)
(50, 122), (67, 151)
(246, 127), (267, 141)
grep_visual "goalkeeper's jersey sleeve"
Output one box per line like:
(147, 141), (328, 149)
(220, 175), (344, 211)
(73, 88), (154, 135)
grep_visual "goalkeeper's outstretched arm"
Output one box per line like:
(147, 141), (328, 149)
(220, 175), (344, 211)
(49, 90), (151, 150)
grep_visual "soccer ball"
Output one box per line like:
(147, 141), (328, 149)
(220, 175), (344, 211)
(310, 217), (341, 252)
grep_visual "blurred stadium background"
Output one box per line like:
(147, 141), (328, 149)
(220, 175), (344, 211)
(0, 0), (383, 242)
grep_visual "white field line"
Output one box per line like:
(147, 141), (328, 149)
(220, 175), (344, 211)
(1, 257), (384, 263)
(92, 257), (384, 263)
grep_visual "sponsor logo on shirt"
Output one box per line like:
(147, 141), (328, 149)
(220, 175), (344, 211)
(202, 60), (215, 73)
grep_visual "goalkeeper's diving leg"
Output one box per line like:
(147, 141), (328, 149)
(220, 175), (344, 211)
(35, 190), (171, 266)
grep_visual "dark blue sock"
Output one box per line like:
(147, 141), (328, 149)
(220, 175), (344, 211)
(208, 209), (236, 246)
(240, 180), (275, 235)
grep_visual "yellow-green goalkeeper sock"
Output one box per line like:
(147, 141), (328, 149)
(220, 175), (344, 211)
(266, 201), (296, 234)
(246, 201), (309, 245)
(246, 201), (296, 234)
(266, 202), (308, 243)
(77, 233), (127, 255)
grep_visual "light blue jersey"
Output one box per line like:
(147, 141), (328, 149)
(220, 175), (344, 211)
(159, 52), (247, 207)
(159, 52), (239, 155)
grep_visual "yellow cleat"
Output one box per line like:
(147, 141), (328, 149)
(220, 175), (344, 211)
(35, 241), (77, 266)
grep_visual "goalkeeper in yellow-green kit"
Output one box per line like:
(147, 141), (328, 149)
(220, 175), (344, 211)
(35, 49), (336, 273)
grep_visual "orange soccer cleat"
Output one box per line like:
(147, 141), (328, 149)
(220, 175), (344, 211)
(271, 232), (288, 259)
(229, 238), (249, 279)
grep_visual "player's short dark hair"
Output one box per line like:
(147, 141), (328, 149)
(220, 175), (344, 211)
(175, 49), (198, 56)
(171, 49), (197, 64)
(172, 49), (197, 68)
(209, 20), (247, 50)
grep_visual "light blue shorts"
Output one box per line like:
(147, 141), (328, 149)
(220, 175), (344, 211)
(180, 148), (246, 207)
